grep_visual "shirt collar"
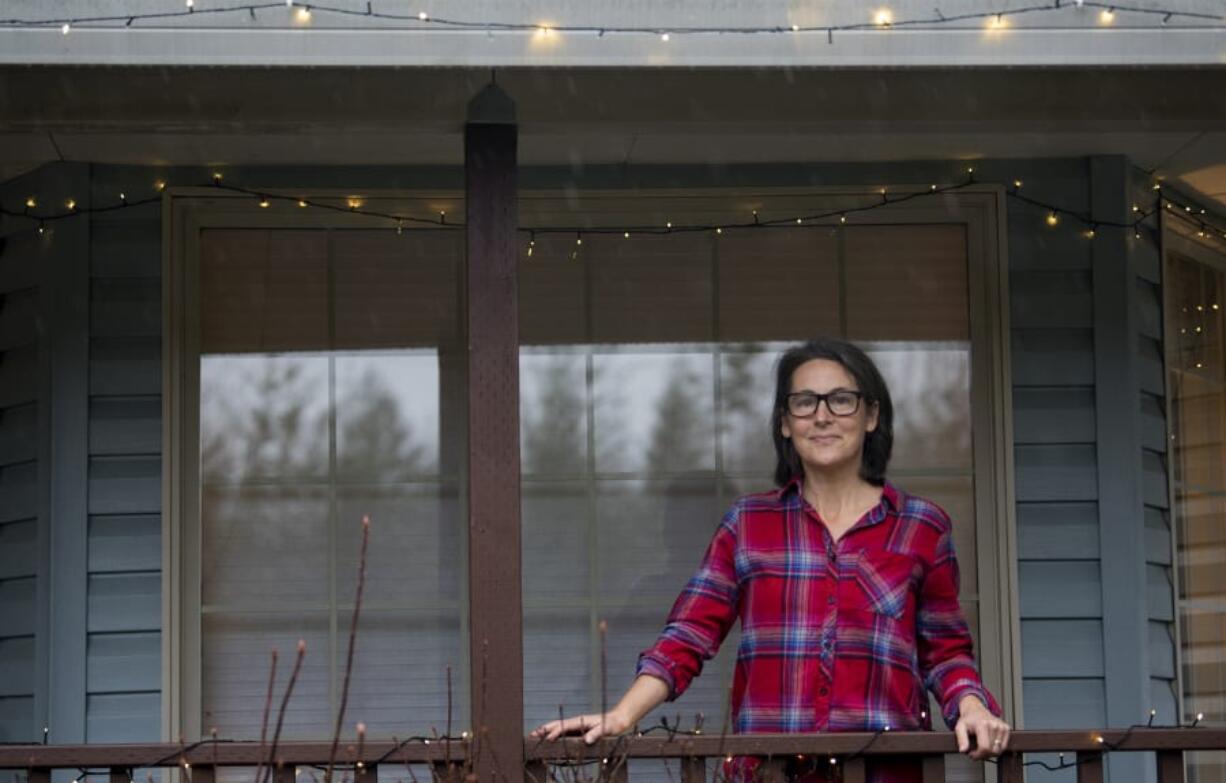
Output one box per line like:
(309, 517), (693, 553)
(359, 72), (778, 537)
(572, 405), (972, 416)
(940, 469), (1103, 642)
(776, 476), (900, 518)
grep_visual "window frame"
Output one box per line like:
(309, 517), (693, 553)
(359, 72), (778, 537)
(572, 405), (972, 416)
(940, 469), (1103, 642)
(1160, 216), (1226, 733)
(164, 185), (1020, 741)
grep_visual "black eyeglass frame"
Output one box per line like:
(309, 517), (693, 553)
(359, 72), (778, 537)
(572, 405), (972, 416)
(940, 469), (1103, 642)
(783, 390), (865, 418)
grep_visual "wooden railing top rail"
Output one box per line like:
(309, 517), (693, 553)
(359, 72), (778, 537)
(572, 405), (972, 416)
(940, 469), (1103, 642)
(1, 729), (1223, 768)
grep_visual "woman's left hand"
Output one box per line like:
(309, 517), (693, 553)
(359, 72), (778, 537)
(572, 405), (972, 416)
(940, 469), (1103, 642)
(954, 695), (1011, 760)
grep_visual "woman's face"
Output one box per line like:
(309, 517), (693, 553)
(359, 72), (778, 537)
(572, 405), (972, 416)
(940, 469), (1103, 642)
(780, 358), (878, 479)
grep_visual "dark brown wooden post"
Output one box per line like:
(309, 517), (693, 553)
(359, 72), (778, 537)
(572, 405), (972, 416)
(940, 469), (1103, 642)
(920, 754), (945, 782)
(841, 757), (867, 783)
(465, 81), (523, 783)
(1077, 752), (1104, 783)
(1156, 750), (1184, 783)
(680, 757), (705, 783)
(997, 752), (1024, 783)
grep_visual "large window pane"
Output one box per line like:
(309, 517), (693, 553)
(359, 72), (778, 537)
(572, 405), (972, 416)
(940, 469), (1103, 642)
(520, 207), (982, 752)
(197, 228), (465, 741)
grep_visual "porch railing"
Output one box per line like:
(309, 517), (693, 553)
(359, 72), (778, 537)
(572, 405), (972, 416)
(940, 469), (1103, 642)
(2, 730), (1224, 783)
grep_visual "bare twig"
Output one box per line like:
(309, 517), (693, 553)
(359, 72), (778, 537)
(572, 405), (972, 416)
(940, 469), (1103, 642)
(254, 650), (279, 783)
(326, 515), (371, 783)
(263, 639), (307, 783)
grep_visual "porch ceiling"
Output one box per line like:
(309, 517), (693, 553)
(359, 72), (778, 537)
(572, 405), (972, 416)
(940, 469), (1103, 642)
(2, 65), (1225, 207)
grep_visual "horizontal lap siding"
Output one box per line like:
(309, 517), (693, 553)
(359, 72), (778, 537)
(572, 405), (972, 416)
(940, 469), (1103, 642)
(1131, 172), (1177, 725)
(1008, 164), (1108, 731)
(86, 202), (162, 742)
(0, 218), (41, 746)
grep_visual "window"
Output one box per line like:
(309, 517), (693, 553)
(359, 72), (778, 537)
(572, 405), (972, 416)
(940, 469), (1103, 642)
(1165, 228), (1226, 783)
(171, 216), (470, 743)
(517, 192), (1015, 780)
(168, 190), (1015, 781)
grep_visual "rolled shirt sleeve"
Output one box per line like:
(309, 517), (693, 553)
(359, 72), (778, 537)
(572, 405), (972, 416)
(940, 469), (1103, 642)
(637, 506), (742, 700)
(917, 524), (1002, 727)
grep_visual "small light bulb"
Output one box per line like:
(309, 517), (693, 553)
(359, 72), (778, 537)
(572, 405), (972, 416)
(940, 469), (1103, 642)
(930, 184), (938, 191)
(796, 218), (803, 224)
(186, 0), (194, 7)
(25, 197), (36, 208)
(62, 23), (71, 34)
(839, 214), (847, 224)
(661, 32), (670, 41)
(624, 231), (630, 238)
(347, 197), (362, 210)
(715, 227), (722, 234)
(1046, 212), (1060, 226)
(990, 13), (1005, 28)
(1100, 8), (1114, 23)
(575, 236), (582, 245)
(259, 198), (270, 208)
(298, 200), (308, 208)
(1132, 204), (1140, 212)
(65, 199), (76, 210)
(155, 180), (166, 191)
(791, 24), (800, 31)
(296, 7), (311, 21)
(1094, 736), (1105, 744)
(419, 11), (428, 20)
(874, 9), (892, 26)
(666, 221), (672, 229)
(1085, 228), (1096, 239)
(119, 193), (126, 202)
(1013, 179), (1023, 189)
(213, 172), (223, 183)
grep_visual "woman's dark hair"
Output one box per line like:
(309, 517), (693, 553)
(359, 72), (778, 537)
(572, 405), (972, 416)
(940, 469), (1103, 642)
(771, 338), (894, 487)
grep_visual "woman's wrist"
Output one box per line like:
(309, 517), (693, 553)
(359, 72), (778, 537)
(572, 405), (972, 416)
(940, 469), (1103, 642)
(958, 694), (988, 716)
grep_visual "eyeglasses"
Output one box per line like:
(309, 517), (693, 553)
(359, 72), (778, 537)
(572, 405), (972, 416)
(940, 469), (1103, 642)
(785, 390), (864, 418)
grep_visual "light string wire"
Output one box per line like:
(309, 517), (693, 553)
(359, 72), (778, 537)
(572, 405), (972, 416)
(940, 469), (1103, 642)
(2, 0), (1226, 33)
(8, 171), (1211, 245)
(4, 714), (1213, 781)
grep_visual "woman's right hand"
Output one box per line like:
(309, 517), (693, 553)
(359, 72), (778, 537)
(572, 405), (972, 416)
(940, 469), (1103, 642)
(530, 710), (632, 744)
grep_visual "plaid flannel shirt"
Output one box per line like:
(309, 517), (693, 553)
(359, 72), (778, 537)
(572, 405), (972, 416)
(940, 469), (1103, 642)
(637, 481), (1000, 737)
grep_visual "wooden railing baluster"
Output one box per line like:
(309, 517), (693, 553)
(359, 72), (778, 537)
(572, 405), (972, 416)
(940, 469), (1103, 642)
(758, 758), (786, 783)
(524, 760), (549, 783)
(920, 754), (944, 783)
(841, 757), (867, 783)
(1156, 750), (1184, 783)
(1076, 752), (1104, 783)
(997, 752), (1024, 783)
(679, 757), (704, 783)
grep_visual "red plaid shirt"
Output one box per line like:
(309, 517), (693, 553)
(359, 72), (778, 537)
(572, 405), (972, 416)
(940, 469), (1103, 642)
(637, 481), (999, 775)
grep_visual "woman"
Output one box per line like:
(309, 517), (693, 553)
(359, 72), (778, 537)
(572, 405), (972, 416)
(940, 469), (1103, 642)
(532, 339), (1010, 780)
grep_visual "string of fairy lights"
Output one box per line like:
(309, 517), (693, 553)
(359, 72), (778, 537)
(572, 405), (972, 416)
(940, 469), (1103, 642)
(2, 0), (1226, 36)
(10, 710), (1214, 781)
(4, 167), (1226, 250)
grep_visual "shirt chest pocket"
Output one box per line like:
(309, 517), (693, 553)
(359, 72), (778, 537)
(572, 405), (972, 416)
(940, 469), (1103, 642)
(852, 549), (921, 620)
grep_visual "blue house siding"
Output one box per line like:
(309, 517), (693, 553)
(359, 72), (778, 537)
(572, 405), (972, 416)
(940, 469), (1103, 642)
(1006, 161), (1108, 751)
(1130, 170), (1179, 729)
(84, 178), (164, 743)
